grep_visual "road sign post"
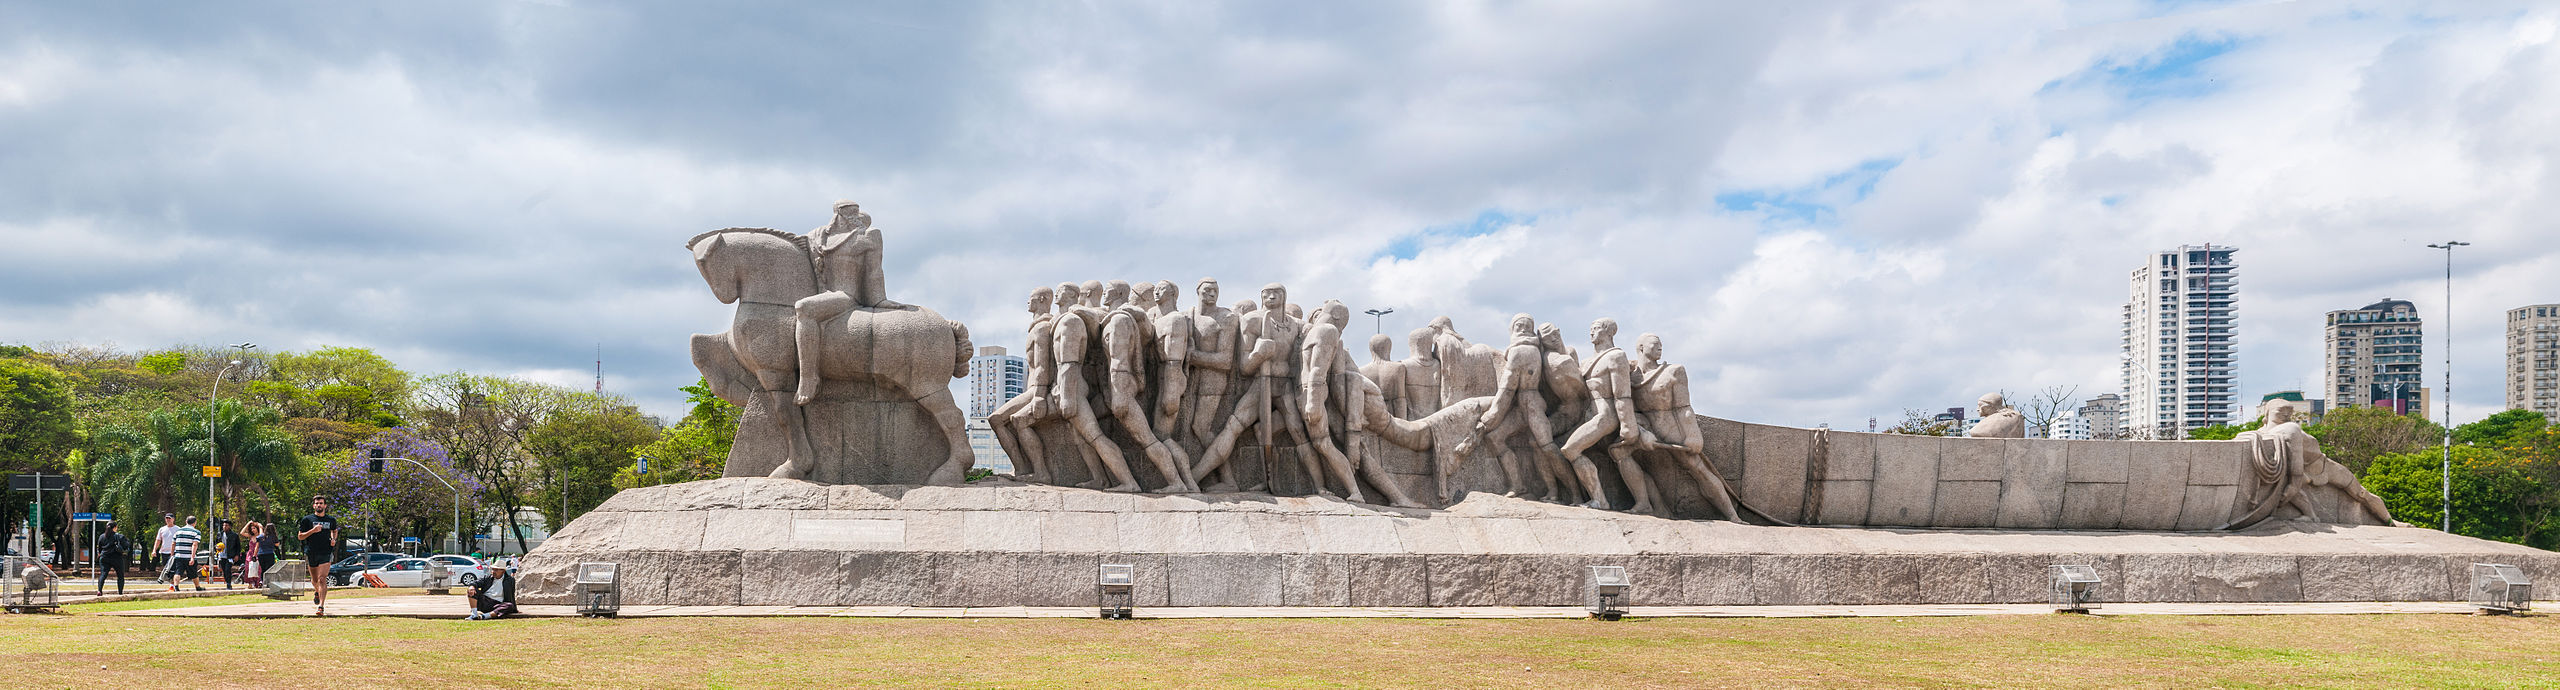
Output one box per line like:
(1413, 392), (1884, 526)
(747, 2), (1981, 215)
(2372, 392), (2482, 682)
(8, 474), (70, 567)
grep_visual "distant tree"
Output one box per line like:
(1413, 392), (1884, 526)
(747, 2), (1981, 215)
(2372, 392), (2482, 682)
(2303, 406), (2444, 475)
(2185, 420), (2261, 441)
(86, 408), (205, 523)
(0, 357), (79, 473)
(2455, 409), (2549, 447)
(1884, 408), (1959, 436)
(203, 399), (303, 521)
(2362, 445), (2550, 547)
(616, 379), (739, 490)
(316, 428), (477, 552)
(526, 395), (661, 531)
(2016, 385), (2080, 439)
(0, 357), (80, 545)
(411, 373), (576, 554)
(269, 346), (411, 424)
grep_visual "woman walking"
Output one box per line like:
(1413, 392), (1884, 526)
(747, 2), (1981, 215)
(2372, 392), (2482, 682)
(253, 521), (280, 587)
(240, 522), (266, 587)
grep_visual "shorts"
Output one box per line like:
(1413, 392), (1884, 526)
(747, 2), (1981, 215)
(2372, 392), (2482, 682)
(305, 550), (335, 567)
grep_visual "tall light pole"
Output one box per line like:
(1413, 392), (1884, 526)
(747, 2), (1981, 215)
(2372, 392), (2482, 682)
(2425, 242), (2467, 533)
(207, 342), (256, 524)
(372, 450), (463, 555)
(1363, 308), (1394, 336)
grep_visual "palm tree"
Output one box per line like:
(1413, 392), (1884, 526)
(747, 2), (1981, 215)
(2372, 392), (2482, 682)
(87, 408), (200, 524)
(205, 399), (300, 520)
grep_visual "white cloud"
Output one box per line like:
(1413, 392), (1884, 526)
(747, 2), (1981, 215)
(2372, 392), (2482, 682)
(3, 1), (2557, 431)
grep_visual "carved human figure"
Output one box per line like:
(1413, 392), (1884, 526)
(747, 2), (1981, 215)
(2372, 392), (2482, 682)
(1080, 280), (1105, 308)
(1183, 279), (1243, 488)
(2225, 406), (2396, 527)
(1432, 318), (1502, 410)
(1130, 281), (1159, 316)
(1455, 315), (1574, 499)
(1554, 318), (1653, 513)
(1531, 323), (1593, 504)
(1193, 284), (1317, 493)
(989, 286), (1059, 482)
(1309, 303), (1424, 508)
(1148, 280), (1194, 442)
(1968, 392), (2026, 439)
(1396, 327), (1442, 420)
(1049, 301), (1141, 492)
(791, 202), (911, 402)
(1630, 333), (1744, 521)
(1295, 301), (1368, 501)
(1360, 334), (1404, 419)
(1099, 281), (1195, 492)
(808, 202), (901, 310)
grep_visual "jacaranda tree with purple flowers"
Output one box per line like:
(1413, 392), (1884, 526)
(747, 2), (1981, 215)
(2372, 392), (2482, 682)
(318, 427), (480, 552)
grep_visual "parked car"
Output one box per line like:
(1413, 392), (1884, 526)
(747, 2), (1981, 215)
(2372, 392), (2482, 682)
(425, 554), (490, 586)
(359, 558), (440, 588)
(328, 552), (401, 586)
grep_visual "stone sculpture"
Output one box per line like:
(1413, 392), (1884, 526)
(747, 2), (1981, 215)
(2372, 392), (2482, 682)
(1629, 333), (1750, 522)
(1194, 284), (1318, 492)
(1184, 279), (1242, 489)
(1967, 392), (2026, 438)
(1555, 318), (1657, 514)
(1456, 315), (1571, 499)
(686, 203), (975, 486)
(988, 286), (1059, 483)
(2221, 406), (2397, 528)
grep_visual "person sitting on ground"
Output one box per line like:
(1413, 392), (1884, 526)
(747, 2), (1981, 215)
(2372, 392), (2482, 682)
(467, 560), (518, 620)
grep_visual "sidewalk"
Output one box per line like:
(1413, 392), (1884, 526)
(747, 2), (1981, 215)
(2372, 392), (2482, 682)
(102, 596), (2551, 620)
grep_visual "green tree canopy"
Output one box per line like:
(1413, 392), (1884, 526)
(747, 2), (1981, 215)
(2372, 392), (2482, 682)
(0, 357), (79, 473)
(2456, 409), (2549, 447)
(527, 395), (660, 531)
(2304, 406), (2444, 475)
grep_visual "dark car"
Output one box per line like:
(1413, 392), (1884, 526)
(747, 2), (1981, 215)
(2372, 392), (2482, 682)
(327, 552), (401, 586)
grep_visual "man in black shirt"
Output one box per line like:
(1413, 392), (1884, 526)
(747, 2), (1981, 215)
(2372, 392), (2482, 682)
(296, 496), (340, 616)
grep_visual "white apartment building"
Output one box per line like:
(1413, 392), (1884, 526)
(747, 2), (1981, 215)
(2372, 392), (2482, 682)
(2121, 244), (2238, 438)
(965, 416), (1011, 474)
(2047, 409), (2092, 440)
(2324, 298), (2423, 414)
(2508, 304), (2560, 420)
(966, 345), (1027, 418)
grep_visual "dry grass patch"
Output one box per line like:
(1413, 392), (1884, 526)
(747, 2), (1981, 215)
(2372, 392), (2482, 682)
(2, 607), (2554, 688)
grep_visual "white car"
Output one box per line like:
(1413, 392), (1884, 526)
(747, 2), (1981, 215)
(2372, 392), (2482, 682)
(426, 554), (491, 585)
(363, 556), (490, 588)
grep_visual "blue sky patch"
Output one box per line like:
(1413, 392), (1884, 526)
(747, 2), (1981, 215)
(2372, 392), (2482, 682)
(1714, 157), (1902, 227)
(1376, 208), (1533, 261)
(2097, 33), (2248, 102)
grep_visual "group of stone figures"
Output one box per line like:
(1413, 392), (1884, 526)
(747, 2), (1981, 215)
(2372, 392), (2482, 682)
(986, 277), (1765, 520)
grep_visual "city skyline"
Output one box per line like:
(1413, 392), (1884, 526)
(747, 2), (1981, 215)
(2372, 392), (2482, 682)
(5, 3), (2559, 430)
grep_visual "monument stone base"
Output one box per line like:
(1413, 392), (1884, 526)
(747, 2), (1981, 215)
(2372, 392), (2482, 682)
(520, 477), (2558, 607)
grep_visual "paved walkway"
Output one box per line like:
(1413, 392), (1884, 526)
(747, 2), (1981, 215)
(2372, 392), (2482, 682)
(99, 596), (2545, 620)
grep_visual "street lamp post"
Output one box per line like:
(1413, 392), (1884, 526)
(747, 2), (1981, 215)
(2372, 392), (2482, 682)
(1363, 308), (1394, 336)
(372, 450), (464, 555)
(2426, 241), (2468, 533)
(206, 342), (255, 524)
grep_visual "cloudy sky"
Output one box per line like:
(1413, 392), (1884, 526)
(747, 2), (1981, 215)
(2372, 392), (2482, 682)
(5, 0), (2557, 429)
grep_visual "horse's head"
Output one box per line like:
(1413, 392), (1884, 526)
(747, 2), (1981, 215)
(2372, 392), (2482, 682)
(688, 232), (740, 304)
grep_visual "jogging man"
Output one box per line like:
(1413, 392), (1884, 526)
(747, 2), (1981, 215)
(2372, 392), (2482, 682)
(297, 496), (340, 616)
(150, 513), (177, 584)
(167, 516), (203, 592)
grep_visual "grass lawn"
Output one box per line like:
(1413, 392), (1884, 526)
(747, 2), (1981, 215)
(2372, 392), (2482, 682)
(4, 598), (2556, 688)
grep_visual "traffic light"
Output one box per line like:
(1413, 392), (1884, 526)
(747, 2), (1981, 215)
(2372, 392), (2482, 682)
(368, 448), (386, 473)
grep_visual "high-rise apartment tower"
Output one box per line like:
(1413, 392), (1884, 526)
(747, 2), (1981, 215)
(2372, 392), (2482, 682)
(966, 345), (1027, 418)
(2324, 298), (2423, 415)
(2120, 244), (2238, 438)
(2508, 304), (2560, 420)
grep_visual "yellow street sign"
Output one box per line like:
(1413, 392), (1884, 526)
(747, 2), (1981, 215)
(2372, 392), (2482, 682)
(202, 465), (222, 478)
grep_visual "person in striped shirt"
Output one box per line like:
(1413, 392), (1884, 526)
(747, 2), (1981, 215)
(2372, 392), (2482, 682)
(166, 516), (205, 592)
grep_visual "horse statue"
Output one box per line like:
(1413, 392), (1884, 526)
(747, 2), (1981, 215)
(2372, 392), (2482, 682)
(686, 225), (977, 486)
